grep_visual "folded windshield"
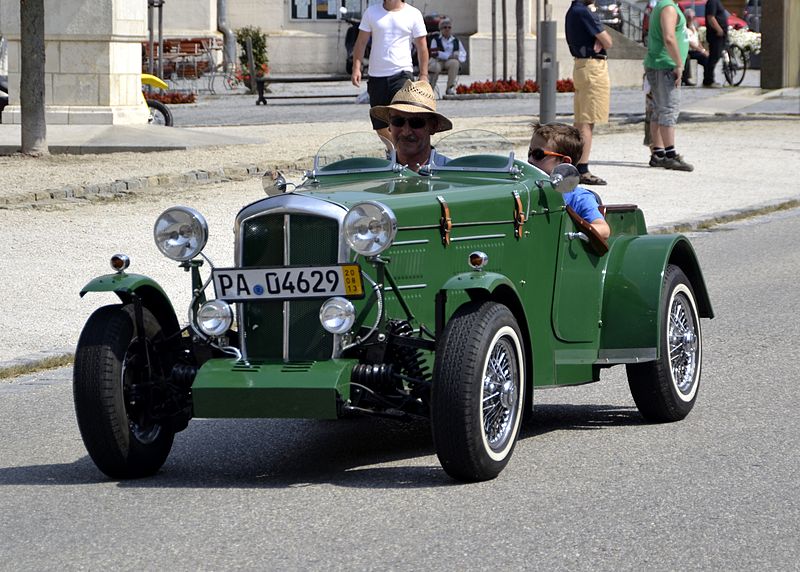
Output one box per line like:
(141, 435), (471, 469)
(311, 130), (516, 177)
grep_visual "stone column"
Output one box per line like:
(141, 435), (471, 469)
(761, 0), (800, 89)
(0, 0), (149, 125)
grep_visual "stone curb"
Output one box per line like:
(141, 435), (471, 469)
(3, 195), (798, 380)
(0, 162), (284, 209)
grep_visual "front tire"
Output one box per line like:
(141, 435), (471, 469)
(146, 98), (173, 126)
(626, 265), (702, 422)
(73, 304), (176, 479)
(432, 301), (526, 481)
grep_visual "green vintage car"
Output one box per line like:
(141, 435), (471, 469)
(74, 131), (713, 482)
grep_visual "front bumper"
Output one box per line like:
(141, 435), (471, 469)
(191, 358), (358, 419)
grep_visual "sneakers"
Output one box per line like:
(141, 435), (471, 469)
(579, 172), (607, 186)
(663, 154), (694, 171)
(650, 154), (694, 171)
(445, 87), (456, 95)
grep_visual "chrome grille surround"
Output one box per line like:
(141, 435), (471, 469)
(234, 194), (350, 362)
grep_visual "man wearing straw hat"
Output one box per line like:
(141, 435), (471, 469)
(370, 80), (453, 172)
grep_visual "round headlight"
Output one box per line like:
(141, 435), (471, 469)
(153, 206), (209, 261)
(319, 297), (356, 334)
(197, 300), (233, 337)
(343, 201), (397, 256)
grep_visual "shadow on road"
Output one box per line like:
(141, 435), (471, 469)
(0, 403), (642, 489)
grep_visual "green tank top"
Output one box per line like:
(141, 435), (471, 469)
(644, 0), (689, 70)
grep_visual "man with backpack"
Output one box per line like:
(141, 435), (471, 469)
(428, 18), (467, 96)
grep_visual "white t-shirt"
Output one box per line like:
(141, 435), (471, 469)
(359, 2), (427, 77)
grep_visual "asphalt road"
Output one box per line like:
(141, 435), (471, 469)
(1, 209), (799, 570)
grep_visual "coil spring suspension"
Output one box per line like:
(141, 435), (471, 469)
(351, 363), (396, 394)
(386, 320), (431, 393)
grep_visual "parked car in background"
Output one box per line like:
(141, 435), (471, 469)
(643, 0), (748, 44)
(593, 0), (624, 32)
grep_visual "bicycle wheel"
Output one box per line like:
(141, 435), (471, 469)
(723, 45), (747, 87)
(146, 99), (173, 126)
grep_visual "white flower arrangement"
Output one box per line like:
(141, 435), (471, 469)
(728, 28), (761, 54)
(697, 26), (761, 55)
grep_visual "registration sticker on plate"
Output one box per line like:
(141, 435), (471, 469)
(213, 264), (364, 302)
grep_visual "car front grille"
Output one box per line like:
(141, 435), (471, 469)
(238, 207), (341, 362)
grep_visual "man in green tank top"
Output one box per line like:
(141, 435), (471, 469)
(644, 0), (693, 171)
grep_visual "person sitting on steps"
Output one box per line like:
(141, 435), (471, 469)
(428, 18), (467, 96)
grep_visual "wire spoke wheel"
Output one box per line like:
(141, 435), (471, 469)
(626, 265), (703, 422)
(482, 336), (519, 451)
(668, 292), (699, 397)
(432, 301), (526, 481)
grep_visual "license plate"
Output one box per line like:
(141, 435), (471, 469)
(213, 264), (364, 302)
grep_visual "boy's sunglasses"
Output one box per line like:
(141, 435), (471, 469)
(528, 147), (570, 162)
(389, 116), (428, 129)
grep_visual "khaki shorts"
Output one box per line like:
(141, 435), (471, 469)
(573, 58), (610, 124)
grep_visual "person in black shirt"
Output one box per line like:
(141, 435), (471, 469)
(565, 0), (613, 186)
(703, 0), (728, 87)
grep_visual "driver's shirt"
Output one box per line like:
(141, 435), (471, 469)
(564, 186), (603, 223)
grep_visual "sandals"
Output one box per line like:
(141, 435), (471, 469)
(579, 172), (607, 186)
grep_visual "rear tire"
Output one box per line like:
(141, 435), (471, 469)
(73, 304), (175, 479)
(432, 301), (525, 481)
(626, 265), (702, 422)
(146, 98), (173, 126)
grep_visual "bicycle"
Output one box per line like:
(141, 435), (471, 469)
(721, 42), (748, 87)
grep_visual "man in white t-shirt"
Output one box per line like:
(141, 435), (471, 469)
(351, 0), (429, 142)
(428, 18), (467, 96)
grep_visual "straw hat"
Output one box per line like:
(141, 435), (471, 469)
(370, 80), (453, 133)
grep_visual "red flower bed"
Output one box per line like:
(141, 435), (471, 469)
(144, 91), (197, 104)
(456, 78), (575, 94)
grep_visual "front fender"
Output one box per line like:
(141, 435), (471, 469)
(80, 272), (180, 338)
(440, 271), (516, 294)
(599, 234), (713, 362)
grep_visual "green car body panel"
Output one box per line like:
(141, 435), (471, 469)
(191, 358), (357, 419)
(79, 155), (712, 420)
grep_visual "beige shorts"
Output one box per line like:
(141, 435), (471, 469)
(573, 58), (610, 124)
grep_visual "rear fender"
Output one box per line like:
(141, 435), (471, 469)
(599, 235), (713, 363)
(80, 272), (180, 339)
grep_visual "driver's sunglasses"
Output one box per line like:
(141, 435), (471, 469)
(528, 147), (570, 162)
(440, 25), (451, 29)
(389, 116), (428, 129)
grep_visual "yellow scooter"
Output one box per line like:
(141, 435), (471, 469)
(142, 73), (173, 126)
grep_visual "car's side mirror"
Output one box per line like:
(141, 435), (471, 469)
(550, 163), (580, 194)
(262, 170), (291, 196)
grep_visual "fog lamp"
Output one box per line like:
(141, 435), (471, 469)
(319, 297), (356, 334)
(197, 300), (233, 337)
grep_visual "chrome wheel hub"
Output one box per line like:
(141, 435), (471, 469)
(668, 294), (699, 395)
(482, 337), (519, 449)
